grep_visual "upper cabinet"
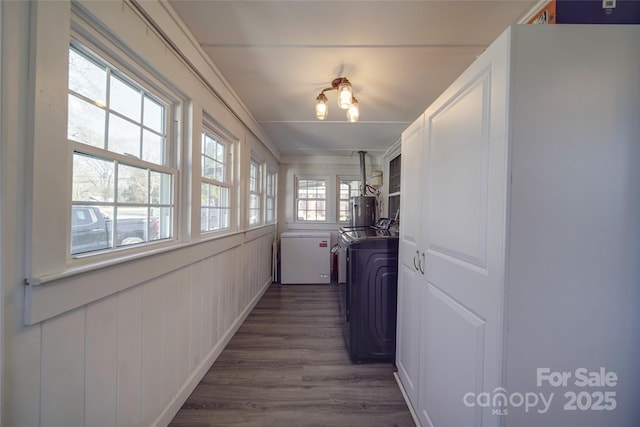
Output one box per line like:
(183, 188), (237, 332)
(396, 24), (640, 427)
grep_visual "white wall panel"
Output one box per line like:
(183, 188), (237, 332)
(234, 246), (244, 316)
(210, 255), (221, 345)
(85, 295), (118, 427)
(200, 257), (214, 357)
(177, 269), (192, 389)
(117, 286), (143, 427)
(41, 309), (85, 427)
(141, 280), (164, 427)
(220, 251), (233, 334)
(161, 272), (180, 405)
(188, 262), (203, 370)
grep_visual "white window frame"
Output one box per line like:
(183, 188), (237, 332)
(67, 38), (179, 259)
(265, 168), (277, 224)
(295, 176), (328, 222)
(387, 153), (401, 220)
(67, 41), (178, 259)
(26, 6), (184, 282)
(337, 176), (361, 223)
(200, 123), (234, 234)
(248, 157), (263, 227)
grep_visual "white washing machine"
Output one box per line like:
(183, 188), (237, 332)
(280, 232), (330, 284)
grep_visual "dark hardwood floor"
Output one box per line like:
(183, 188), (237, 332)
(170, 283), (416, 427)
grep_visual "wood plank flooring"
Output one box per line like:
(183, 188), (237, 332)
(170, 283), (416, 427)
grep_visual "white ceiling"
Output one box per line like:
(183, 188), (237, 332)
(168, 0), (539, 158)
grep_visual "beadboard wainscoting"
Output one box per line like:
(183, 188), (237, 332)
(34, 228), (274, 427)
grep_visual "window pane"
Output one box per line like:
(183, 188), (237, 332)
(207, 208), (219, 230)
(69, 48), (107, 105)
(219, 186), (230, 207)
(216, 141), (224, 162)
(340, 183), (350, 199)
(72, 153), (114, 202)
(200, 182), (230, 232)
(220, 207), (230, 229)
(115, 206), (147, 247)
(215, 161), (224, 183)
(68, 95), (106, 147)
(250, 194), (260, 209)
(110, 75), (141, 122)
(389, 154), (401, 193)
(150, 171), (172, 205)
(152, 207), (172, 240)
(142, 129), (163, 165)
(118, 164), (148, 204)
(208, 184), (219, 207)
(204, 135), (216, 158)
(249, 162), (260, 193)
(200, 208), (208, 232)
(143, 96), (164, 133)
(71, 205), (113, 255)
(203, 157), (215, 180)
(109, 113), (140, 157)
(201, 185), (209, 207)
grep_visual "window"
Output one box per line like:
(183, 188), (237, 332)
(266, 170), (276, 224)
(388, 154), (401, 219)
(249, 159), (262, 226)
(296, 178), (326, 221)
(338, 177), (361, 222)
(201, 129), (232, 233)
(68, 44), (175, 255)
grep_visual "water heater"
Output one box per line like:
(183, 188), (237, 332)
(350, 196), (376, 227)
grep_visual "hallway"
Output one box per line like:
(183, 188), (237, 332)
(170, 284), (415, 426)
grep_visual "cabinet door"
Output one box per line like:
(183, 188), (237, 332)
(395, 115), (424, 407)
(418, 31), (509, 427)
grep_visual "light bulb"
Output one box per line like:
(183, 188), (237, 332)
(337, 80), (353, 109)
(347, 98), (359, 122)
(315, 93), (328, 120)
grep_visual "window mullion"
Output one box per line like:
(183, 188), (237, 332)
(104, 68), (112, 151)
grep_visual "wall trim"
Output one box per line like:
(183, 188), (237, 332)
(25, 225), (276, 325)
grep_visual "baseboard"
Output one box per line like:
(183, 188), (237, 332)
(153, 278), (272, 427)
(394, 372), (420, 427)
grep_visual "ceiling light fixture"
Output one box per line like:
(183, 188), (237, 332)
(315, 77), (359, 122)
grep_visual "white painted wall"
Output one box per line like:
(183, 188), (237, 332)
(1, 1), (277, 426)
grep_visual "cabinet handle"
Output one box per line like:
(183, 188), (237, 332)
(413, 250), (420, 271)
(419, 252), (425, 275)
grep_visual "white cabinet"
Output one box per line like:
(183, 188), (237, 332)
(396, 115), (425, 407)
(396, 24), (640, 427)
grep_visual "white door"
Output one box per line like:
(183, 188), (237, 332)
(395, 115), (425, 408)
(418, 32), (509, 427)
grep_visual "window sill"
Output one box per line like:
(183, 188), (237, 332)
(24, 225), (276, 325)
